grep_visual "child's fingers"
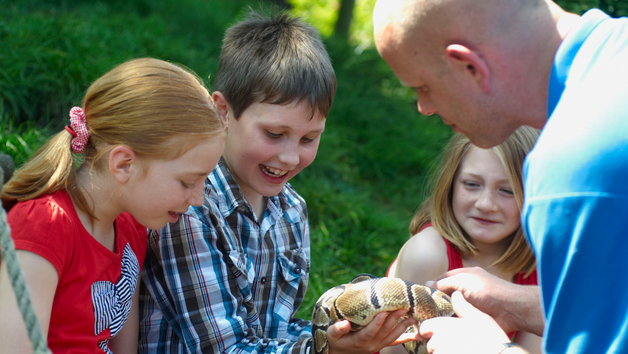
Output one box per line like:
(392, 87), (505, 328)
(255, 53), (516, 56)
(352, 312), (389, 342)
(375, 310), (412, 341)
(379, 309), (413, 334)
(325, 320), (352, 342)
(385, 316), (422, 346)
(326, 314), (387, 354)
(327, 309), (420, 353)
(388, 331), (423, 347)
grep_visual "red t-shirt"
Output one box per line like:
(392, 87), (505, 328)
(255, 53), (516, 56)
(442, 237), (537, 285)
(7, 190), (147, 353)
(387, 224), (537, 284)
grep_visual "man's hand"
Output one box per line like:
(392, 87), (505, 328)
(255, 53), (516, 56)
(420, 291), (524, 354)
(428, 267), (544, 336)
(326, 309), (421, 354)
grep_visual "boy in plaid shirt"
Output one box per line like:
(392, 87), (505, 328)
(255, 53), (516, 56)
(139, 9), (417, 354)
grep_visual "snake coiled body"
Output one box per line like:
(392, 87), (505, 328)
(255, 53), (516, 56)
(311, 274), (454, 354)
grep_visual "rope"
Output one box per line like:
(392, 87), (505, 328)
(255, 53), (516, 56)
(0, 206), (52, 354)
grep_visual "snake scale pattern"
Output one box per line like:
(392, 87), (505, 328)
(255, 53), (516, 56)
(311, 274), (455, 354)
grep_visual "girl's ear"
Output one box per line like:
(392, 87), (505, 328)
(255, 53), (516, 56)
(212, 91), (231, 128)
(445, 44), (490, 92)
(109, 145), (137, 184)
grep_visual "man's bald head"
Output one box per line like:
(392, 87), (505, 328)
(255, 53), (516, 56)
(373, 0), (440, 59)
(374, 0), (542, 58)
(373, 0), (565, 147)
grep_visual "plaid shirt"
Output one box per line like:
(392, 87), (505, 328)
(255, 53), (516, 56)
(139, 158), (312, 354)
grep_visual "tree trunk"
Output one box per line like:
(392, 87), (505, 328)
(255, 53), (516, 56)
(334, 0), (356, 38)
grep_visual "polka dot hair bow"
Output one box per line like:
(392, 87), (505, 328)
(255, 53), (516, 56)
(65, 107), (90, 153)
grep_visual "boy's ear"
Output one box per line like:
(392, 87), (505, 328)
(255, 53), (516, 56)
(212, 91), (231, 128)
(109, 145), (137, 184)
(445, 44), (490, 92)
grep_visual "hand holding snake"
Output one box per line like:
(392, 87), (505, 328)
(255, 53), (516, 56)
(325, 309), (420, 354)
(312, 274), (455, 354)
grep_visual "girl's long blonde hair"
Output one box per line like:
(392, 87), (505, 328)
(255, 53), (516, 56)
(1, 58), (223, 218)
(409, 126), (540, 276)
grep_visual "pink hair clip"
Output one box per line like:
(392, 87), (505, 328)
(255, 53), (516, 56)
(67, 107), (90, 153)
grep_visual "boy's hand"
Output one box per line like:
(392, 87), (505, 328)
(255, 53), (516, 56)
(326, 309), (421, 354)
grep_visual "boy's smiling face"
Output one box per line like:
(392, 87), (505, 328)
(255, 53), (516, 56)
(216, 95), (326, 208)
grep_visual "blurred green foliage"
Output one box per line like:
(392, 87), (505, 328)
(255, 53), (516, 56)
(0, 0), (249, 126)
(558, 0), (628, 17)
(288, 0), (376, 48)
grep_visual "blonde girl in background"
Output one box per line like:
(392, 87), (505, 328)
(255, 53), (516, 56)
(383, 126), (541, 354)
(0, 58), (224, 354)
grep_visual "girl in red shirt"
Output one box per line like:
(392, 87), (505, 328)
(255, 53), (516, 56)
(0, 58), (225, 354)
(383, 126), (541, 354)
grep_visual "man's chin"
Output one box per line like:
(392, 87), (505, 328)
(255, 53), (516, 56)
(469, 133), (510, 149)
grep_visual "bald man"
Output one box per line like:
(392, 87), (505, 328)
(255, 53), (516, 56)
(374, 0), (628, 353)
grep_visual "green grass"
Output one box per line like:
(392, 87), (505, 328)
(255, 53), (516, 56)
(0, 0), (248, 126)
(0, 0), (453, 322)
(0, 118), (52, 167)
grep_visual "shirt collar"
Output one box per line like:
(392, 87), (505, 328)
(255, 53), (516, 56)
(548, 9), (608, 116)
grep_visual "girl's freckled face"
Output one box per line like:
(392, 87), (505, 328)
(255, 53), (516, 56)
(124, 135), (224, 230)
(452, 146), (520, 247)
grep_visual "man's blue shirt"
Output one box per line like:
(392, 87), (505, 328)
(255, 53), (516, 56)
(523, 9), (628, 354)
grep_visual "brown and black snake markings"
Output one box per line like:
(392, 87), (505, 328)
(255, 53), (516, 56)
(312, 274), (454, 354)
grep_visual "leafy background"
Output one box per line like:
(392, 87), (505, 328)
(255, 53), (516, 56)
(0, 0), (619, 319)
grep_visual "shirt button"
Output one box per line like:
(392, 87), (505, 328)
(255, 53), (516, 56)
(294, 267), (301, 273)
(260, 277), (267, 284)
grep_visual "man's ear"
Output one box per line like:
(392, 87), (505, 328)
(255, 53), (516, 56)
(212, 91), (231, 128)
(109, 145), (137, 184)
(445, 44), (490, 92)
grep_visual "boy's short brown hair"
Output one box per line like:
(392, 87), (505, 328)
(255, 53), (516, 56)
(213, 8), (336, 119)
